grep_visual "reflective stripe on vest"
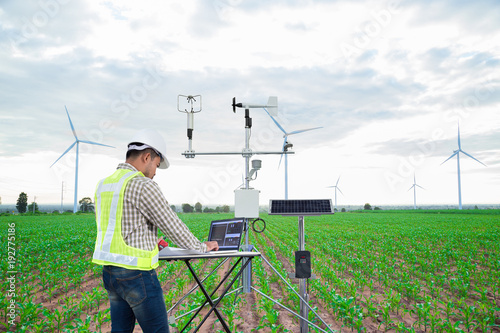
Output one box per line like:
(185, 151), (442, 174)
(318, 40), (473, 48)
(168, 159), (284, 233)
(92, 169), (159, 270)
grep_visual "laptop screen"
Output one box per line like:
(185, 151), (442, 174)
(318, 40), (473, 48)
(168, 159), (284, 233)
(208, 218), (244, 250)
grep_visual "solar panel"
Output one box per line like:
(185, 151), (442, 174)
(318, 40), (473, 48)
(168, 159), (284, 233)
(268, 199), (334, 216)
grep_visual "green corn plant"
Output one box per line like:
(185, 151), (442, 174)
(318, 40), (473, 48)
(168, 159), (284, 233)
(17, 297), (42, 328)
(474, 286), (491, 304)
(474, 301), (500, 332)
(378, 302), (394, 331)
(441, 319), (465, 332)
(93, 308), (111, 333)
(351, 306), (364, 332)
(456, 298), (478, 332)
(439, 297), (457, 322)
(28, 319), (48, 333)
(65, 315), (93, 332)
(361, 294), (378, 320)
(219, 300), (242, 333)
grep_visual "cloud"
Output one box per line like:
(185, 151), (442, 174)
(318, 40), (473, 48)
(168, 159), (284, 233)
(369, 128), (500, 167)
(1, 0), (499, 206)
(407, 0), (500, 34)
(3, 0), (99, 54)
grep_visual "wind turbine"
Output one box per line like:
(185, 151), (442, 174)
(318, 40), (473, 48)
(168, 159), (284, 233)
(327, 176), (343, 211)
(51, 106), (114, 213)
(408, 173), (424, 210)
(441, 123), (486, 210)
(263, 108), (321, 199)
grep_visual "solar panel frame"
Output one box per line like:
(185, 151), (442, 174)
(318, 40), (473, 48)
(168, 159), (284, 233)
(268, 199), (334, 216)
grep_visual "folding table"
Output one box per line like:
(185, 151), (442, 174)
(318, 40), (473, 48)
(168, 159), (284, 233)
(159, 250), (261, 332)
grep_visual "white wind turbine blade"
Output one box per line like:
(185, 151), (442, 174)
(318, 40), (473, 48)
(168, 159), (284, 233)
(335, 176), (343, 195)
(328, 185), (344, 196)
(408, 183), (425, 191)
(79, 140), (115, 148)
(280, 127), (322, 169)
(441, 151), (458, 165)
(326, 184), (344, 196)
(416, 174), (425, 190)
(277, 137), (287, 169)
(278, 154), (284, 170)
(50, 141), (77, 168)
(263, 108), (287, 134)
(408, 174), (416, 191)
(460, 149), (487, 167)
(457, 123), (461, 150)
(287, 127), (323, 136)
(65, 106), (78, 140)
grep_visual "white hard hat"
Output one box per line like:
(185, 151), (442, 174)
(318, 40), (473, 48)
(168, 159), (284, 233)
(128, 129), (170, 169)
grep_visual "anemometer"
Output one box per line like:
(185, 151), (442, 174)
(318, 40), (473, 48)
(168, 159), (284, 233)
(177, 95), (201, 158)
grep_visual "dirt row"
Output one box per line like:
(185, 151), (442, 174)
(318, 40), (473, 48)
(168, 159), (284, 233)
(19, 233), (500, 332)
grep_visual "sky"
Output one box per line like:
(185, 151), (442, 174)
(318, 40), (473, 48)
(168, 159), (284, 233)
(1, 0), (499, 210)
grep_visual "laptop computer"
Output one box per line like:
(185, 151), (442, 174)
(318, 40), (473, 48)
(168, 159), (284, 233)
(207, 217), (244, 254)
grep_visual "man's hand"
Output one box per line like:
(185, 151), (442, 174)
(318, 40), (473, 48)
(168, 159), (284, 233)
(204, 241), (219, 252)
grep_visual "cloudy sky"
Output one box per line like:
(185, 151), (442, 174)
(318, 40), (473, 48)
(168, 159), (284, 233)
(1, 0), (499, 210)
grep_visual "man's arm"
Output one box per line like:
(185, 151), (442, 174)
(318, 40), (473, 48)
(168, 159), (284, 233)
(141, 181), (209, 252)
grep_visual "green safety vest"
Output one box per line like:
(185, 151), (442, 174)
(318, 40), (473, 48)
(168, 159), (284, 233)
(92, 169), (159, 270)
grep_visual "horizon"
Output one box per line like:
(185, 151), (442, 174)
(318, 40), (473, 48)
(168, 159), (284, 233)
(2, 202), (499, 213)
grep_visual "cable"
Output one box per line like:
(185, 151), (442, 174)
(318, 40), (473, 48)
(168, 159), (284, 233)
(251, 218), (266, 233)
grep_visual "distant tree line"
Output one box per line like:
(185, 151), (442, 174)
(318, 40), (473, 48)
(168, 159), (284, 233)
(11, 192), (95, 214)
(172, 202), (230, 214)
(364, 203), (381, 210)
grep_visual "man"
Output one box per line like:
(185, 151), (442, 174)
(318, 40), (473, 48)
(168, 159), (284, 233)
(92, 128), (218, 333)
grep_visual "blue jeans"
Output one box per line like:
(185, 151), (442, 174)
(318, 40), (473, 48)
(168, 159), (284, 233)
(102, 266), (170, 333)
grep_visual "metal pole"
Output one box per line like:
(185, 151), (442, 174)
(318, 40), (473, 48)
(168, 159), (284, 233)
(258, 252), (334, 332)
(252, 287), (331, 333)
(298, 215), (309, 333)
(285, 153), (289, 199)
(61, 181), (64, 213)
(457, 152), (462, 210)
(188, 112), (194, 153)
(242, 109), (252, 293)
(74, 142), (79, 213)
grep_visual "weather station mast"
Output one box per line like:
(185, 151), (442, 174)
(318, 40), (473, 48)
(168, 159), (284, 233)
(177, 94), (287, 233)
(177, 95), (334, 333)
(177, 94), (287, 292)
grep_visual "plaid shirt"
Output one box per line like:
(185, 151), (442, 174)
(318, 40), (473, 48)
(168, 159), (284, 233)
(115, 163), (207, 253)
